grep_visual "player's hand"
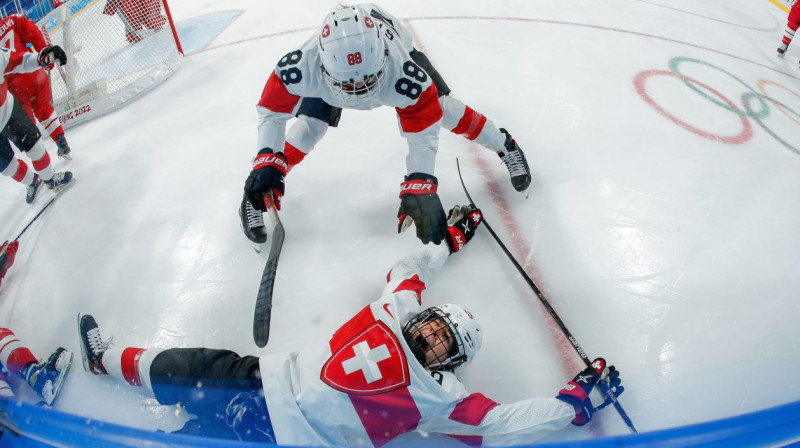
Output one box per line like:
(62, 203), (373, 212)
(445, 205), (482, 253)
(397, 173), (447, 245)
(38, 45), (67, 67)
(244, 148), (288, 211)
(556, 358), (624, 426)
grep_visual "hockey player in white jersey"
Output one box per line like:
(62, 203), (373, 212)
(241, 4), (532, 246)
(79, 205), (623, 446)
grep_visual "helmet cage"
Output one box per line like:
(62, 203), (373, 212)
(402, 307), (469, 372)
(320, 53), (388, 101)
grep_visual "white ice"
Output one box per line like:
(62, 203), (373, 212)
(1, 0), (799, 445)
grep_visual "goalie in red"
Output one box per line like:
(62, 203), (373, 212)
(0, 14), (73, 159)
(103, 0), (167, 43)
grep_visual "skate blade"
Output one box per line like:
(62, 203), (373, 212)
(46, 351), (73, 407)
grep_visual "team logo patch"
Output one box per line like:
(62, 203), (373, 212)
(321, 24), (330, 38)
(364, 17), (375, 28)
(321, 321), (410, 395)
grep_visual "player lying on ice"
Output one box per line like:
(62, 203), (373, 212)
(79, 205), (623, 446)
(240, 3), (532, 247)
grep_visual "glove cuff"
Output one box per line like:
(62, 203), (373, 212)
(399, 173), (438, 198)
(252, 148), (288, 175)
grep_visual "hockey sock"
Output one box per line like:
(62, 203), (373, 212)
(1, 158), (34, 185)
(440, 96), (506, 153)
(27, 143), (54, 182)
(102, 347), (159, 393)
(0, 328), (38, 378)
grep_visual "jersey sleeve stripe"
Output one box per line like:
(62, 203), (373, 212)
(448, 393), (500, 426)
(258, 71), (301, 114)
(392, 274), (426, 304)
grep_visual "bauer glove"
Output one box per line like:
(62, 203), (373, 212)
(445, 205), (482, 253)
(244, 148), (288, 211)
(397, 173), (447, 245)
(38, 45), (67, 67)
(556, 357), (624, 426)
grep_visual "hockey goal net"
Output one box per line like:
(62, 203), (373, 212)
(36, 0), (183, 129)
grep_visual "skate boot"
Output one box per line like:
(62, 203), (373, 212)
(239, 194), (268, 244)
(78, 314), (110, 375)
(43, 171), (73, 193)
(56, 134), (72, 160)
(26, 174), (41, 204)
(23, 347), (73, 406)
(499, 128), (532, 192)
(778, 44), (788, 57)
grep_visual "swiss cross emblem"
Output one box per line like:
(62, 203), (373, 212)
(321, 24), (330, 38)
(321, 321), (410, 395)
(364, 17), (375, 28)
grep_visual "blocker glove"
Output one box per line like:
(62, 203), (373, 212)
(244, 148), (288, 211)
(445, 205), (482, 253)
(556, 357), (623, 426)
(38, 45), (67, 67)
(397, 173), (447, 245)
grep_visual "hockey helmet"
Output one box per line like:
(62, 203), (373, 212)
(317, 5), (388, 102)
(402, 304), (483, 371)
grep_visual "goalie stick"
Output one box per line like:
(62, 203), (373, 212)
(456, 160), (638, 433)
(253, 192), (285, 348)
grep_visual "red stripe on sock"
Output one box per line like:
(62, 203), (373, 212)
(121, 347), (145, 386)
(32, 152), (51, 172)
(450, 106), (486, 141)
(11, 160), (28, 182)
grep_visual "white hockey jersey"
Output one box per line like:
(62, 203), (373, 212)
(255, 4), (443, 176)
(258, 244), (576, 447)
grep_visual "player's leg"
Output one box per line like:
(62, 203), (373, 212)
(410, 49), (531, 191)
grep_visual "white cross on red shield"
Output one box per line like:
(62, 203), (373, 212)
(321, 320), (410, 395)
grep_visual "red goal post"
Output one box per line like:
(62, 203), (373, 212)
(36, 0), (183, 129)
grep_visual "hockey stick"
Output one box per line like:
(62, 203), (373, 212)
(253, 192), (285, 348)
(456, 159), (638, 433)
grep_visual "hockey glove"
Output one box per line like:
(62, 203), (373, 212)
(244, 148), (288, 211)
(397, 173), (447, 245)
(0, 240), (19, 288)
(445, 205), (482, 253)
(556, 358), (623, 426)
(38, 46), (67, 67)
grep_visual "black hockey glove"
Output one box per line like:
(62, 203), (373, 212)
(38, 45), (67, 67)
(397, 173), (447, 245)
(244, 148), (288, 211)
(445, 205), (482, 253)
(556, 358), (623, 426)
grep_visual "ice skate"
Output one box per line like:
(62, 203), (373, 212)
(25, 174), (41, 204)
(499, 128), (532, 192)
(778, 44), (788, 57)
(240, 194), (268, 245)
(56, 134), (72, 160)
(43, 171), (73, 193)
(78, 314), (110, 375)
(24, 347), (73, 406)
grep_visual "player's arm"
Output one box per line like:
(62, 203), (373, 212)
(423, 359), (624, 445)
(17, 15), (47, 51)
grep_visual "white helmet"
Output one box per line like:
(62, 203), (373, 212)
(317, 5), (388, 102)
(402, 304), (483, 371)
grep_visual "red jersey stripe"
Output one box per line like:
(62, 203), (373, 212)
(258, 71), (301, 114)
(396, 84), (442, 133)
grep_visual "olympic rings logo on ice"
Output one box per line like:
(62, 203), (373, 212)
(634, 56), (800, 155)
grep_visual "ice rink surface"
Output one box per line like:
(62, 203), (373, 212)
(1, 0), (799, 445)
